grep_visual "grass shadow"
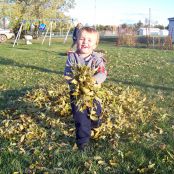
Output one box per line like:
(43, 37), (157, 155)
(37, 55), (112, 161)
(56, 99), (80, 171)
(110, 78), (174, 91)
(58, 52), (67, 57)
(13, 46), (60, 55)
(0, 56), (63, 75)
(0, 87), (32, 110)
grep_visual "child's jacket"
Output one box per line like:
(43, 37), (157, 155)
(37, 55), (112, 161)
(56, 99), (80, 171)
(64, 51), (107, 87)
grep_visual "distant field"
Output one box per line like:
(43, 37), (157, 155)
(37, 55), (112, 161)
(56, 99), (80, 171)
(0, 38), (174, 173)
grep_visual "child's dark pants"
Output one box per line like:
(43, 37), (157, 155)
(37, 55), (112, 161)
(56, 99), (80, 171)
(70, 95), (102, 146)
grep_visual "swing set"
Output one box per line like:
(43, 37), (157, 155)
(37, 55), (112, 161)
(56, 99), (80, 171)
(13, 18), (75, 47)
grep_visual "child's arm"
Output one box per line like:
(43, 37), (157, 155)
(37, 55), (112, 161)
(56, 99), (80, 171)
(64, 54), (75, 84)
(93, 55), (107, 84)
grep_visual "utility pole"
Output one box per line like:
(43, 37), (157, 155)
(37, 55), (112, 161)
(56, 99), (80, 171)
(146, 8), (151, 48)
(149, 8), (151, 29)
(94, 0), (96, 29)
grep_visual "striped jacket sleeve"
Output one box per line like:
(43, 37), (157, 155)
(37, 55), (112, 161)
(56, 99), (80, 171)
(92, 52), (107, 84)
(64, 53), (75, 84)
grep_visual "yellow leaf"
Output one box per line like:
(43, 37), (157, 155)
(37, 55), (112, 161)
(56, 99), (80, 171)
(81, 87), (90, 94)
(87, 91), (94, 96)
(109, 160), (117, 166)
(26, 132), (34, 139)
(90, 114), (98, 121)
(85, 102), (93, 107)
(91, 130), (94, 137)
(94, 156), (102, 160)
(19, 147), (26, 154)
(98, 160), (105, 165)
(72, 92), (79, 96)
(148, 163), (155, 169)
(72, 143), (78, 151)
(19, 124), (24, 130)
(71, 79), (78, 84)
(20, 135), (25, 143)
(94, 83), (101, 88)
(4, 121), (9, 127)
(64, 76), (72, 80)
(92, 129), (100, 139)
(83, 95), (91, 101)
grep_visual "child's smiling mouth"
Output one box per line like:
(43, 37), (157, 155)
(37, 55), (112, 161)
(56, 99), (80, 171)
(81, 45), (88, 49)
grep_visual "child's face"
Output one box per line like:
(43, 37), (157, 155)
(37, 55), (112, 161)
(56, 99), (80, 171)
(77, 31), (98, 55)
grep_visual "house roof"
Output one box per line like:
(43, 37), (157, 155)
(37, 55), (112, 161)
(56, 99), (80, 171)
(168, 17), (174, 21)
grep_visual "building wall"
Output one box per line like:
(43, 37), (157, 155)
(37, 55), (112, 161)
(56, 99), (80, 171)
(137, 28), (168, 36)
(168, 18), (174, 42)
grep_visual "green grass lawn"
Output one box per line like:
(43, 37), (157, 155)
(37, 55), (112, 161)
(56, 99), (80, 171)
(0, 38), (174, 173)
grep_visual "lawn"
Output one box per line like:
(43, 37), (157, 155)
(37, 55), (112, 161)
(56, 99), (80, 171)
(0, 37), (174, 173)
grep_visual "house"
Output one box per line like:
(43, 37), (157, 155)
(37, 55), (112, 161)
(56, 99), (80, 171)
(168, 17), (174, 42)
(159, 29), (169, 36)
(137, 28), (159, 36)
(137, 27), (168, 36)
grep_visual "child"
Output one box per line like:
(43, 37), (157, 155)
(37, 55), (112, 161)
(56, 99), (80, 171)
(64, 27), (107, 151)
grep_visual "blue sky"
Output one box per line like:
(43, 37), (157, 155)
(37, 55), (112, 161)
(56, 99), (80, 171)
(66, 0), (174, 26)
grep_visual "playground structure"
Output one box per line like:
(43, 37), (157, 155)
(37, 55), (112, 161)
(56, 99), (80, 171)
(13, 18), (75, 47)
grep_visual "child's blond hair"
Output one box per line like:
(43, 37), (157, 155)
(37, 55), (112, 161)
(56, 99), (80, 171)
(77, 27), (99, 45)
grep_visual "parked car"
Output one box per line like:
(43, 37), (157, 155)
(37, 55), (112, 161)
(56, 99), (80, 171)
(0, 28), (15, 43)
